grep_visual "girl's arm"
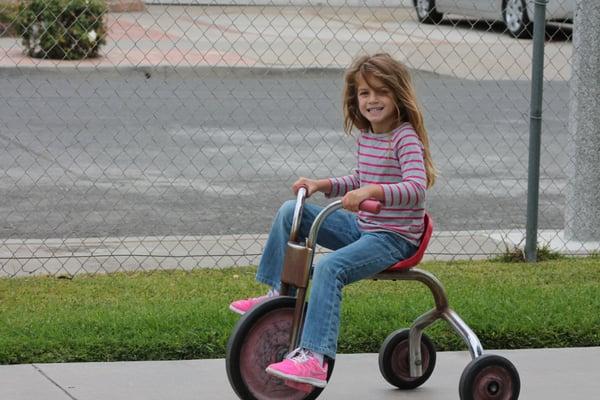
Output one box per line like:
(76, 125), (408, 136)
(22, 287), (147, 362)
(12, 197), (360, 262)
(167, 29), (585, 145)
(326, 173), (360, 198)
(380, 134), (427, 208)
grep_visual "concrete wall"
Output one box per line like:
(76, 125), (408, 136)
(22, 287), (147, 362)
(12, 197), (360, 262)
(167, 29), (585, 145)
(564, 0), (600, 242)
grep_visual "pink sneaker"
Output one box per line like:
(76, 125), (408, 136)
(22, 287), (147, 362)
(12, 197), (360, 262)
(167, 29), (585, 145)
(265, 348), (328, 388)
(228, 295), (269, 315)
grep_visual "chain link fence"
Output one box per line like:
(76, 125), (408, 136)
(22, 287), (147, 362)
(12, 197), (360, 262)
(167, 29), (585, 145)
(0, 0), (595, 277)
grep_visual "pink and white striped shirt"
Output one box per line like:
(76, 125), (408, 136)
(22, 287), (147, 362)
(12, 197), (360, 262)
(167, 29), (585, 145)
(327, 122), (427, 245)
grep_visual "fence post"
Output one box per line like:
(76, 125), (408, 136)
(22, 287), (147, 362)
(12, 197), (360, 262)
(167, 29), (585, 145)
(525, 0), (548, 262)
(564, 1), (600, 242)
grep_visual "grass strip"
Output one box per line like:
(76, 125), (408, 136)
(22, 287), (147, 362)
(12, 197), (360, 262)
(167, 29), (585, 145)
(1, 258), (599, 364)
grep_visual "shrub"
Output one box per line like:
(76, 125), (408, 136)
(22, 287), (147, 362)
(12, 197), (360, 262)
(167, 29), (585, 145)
(492, 242), (565, 263)
(0, 2), (19, 37)
(16, 0), (107, 60)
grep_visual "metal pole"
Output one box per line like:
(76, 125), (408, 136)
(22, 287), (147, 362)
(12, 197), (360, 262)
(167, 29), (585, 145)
(525, 0), (548, 262)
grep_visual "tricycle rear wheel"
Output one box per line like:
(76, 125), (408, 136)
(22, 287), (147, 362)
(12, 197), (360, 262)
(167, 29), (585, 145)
(459, 354), (520, 400)
(378, 328), (436, 389)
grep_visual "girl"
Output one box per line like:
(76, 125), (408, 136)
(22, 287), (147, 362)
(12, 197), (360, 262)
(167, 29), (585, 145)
(230, 53), (436, 389)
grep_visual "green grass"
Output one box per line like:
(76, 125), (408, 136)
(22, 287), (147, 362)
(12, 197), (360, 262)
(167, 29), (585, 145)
(1, 258), (600, 364)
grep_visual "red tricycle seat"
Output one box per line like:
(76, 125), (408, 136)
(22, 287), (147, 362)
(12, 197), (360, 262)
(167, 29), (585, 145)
(384, 213), (433, 272)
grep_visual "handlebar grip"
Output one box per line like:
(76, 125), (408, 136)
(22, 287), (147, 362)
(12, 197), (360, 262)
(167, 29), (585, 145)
(359, 199), (382, 214)
(296, 185), (308, 197)
(290, 185), (308, 242)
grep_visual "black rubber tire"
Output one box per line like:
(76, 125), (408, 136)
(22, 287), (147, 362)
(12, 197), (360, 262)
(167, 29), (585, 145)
(459, 354), (521, 400)
(502, 0), (533, 39)
(414, 0), (443, 24)
(225, 296), (335, 400)
(378, 328), (437, 389)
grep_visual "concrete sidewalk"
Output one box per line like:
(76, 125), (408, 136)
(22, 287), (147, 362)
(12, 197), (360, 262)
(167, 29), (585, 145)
(0, 5), (572, 80)
(2, 348), (598, 399)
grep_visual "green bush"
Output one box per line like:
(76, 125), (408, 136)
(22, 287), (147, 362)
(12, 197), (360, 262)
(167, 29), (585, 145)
(16, 0), (107, 60)
(0, 2), (19, 36)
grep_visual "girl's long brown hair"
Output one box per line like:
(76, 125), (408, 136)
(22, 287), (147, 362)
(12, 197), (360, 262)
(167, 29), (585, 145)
(343, 53), (437, 188)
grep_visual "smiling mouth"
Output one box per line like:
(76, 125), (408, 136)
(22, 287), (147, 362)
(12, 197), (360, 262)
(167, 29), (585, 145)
(367, 106), (384, 112)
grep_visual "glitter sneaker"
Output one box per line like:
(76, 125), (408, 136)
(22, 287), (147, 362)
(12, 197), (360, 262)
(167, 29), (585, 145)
(265, 348), (327, 388)
(229, 288), (279, 315)
(228, 295), (270, 315)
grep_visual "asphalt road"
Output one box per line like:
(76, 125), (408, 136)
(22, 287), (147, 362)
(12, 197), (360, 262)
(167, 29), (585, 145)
(0, 69), (570, 238)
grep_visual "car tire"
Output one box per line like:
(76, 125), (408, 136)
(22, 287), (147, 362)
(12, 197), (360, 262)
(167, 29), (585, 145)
(503, 0), (533, 39)
(414, 0), (443, 25)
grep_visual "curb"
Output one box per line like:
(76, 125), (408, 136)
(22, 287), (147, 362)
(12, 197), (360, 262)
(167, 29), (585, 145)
(0, 64), (345, 78)
(0, 64), (449, 80)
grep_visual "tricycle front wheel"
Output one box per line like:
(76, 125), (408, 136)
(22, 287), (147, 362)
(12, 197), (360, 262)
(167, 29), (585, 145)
(226, 296), (334, 400)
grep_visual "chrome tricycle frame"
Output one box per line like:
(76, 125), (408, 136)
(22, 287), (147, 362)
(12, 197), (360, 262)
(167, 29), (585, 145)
(372, 269), (483, 376)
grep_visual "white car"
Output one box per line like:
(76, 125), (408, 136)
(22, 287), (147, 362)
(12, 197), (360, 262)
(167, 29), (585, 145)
(414, 0), (574, 38)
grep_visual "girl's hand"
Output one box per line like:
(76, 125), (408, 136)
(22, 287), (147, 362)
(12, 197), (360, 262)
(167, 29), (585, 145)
(292, 177), (322, 197)
(342, 185), (384, 212)
(342, 187), (373, 212)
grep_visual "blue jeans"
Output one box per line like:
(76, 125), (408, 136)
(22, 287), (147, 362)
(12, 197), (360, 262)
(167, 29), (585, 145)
(256, 200), (417, 359)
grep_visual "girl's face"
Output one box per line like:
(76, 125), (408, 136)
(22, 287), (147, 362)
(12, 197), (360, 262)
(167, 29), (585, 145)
(356, 73), (397, 134)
